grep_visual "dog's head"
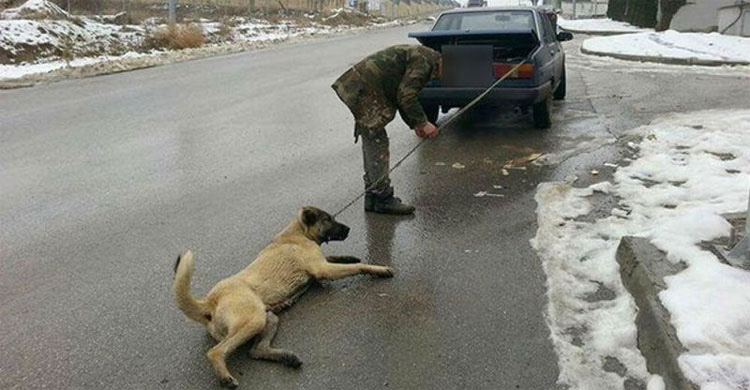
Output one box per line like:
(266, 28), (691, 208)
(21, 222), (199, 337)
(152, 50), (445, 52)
(298, 206), (350, 244)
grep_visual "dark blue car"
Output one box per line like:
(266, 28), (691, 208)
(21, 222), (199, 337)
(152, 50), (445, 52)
(409, 6), (573, 128)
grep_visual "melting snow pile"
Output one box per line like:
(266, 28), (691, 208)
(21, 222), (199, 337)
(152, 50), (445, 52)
(582, 30), (750, 65)
(558, 17), (649, 34)
(0, 0), (145, 65)
(531, 110), (750, 389)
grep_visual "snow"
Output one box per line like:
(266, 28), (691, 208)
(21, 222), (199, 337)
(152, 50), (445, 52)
(0, 19), (143, 60)
(647, 375), (665, 390)
(0, 0), (68, 20)
(531, 110), (750, 389)
(582, 30), (750, 65)
(558, 16), (649, 33)
(0, 1), (403, 83)
(0, 51), (145, 80)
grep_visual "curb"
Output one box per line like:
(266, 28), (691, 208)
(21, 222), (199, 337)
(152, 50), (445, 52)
(581, 45), (750, 67)
(616, 236), (699, 390)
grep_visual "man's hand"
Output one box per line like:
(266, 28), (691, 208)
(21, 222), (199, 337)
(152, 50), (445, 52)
(414, 122), (439, 139)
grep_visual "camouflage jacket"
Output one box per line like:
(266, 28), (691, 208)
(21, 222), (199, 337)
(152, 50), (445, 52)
(332, 44), (441, 132)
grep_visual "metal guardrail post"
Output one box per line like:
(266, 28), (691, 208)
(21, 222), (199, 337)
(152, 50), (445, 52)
(727, 183), (750, 268)
(168, 0), (176, 24)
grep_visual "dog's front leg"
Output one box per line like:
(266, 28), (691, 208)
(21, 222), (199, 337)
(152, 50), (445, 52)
(311, 263), (394, 281)
(325, 255), (362, 264)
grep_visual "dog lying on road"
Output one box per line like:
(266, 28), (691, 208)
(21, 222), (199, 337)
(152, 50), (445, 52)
(173, 206), (395, 388)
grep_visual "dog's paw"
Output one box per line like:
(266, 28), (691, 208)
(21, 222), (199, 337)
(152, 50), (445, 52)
(282, 353), (303, 369)
(219, 376), (239, 389)
(376, 267), (395, 278)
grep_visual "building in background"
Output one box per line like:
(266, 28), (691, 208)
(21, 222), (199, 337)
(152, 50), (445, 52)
(543, 0), (609, 18)
(717, 0), (750, 36)
(670, 0), (748, 36)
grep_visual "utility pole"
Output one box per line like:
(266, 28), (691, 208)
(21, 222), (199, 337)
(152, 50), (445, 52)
(571, 0), (576, 19)
(168, 0), (176, 24)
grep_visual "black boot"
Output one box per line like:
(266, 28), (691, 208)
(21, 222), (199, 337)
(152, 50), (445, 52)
(365, 189), (415, 215)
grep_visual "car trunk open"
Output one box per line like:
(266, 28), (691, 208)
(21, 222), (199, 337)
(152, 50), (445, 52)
(409, 30), (538, 63)
(409, 30), (540, 86)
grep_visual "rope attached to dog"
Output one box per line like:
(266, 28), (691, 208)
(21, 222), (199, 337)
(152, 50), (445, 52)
(332, 57), (532, 217)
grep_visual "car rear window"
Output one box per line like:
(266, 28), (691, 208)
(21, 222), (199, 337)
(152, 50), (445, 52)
(433, 10), (535, 31)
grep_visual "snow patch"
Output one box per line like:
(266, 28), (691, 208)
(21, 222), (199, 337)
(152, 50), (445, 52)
(558, 17), (649, 33)
(582, 30), (750, 65)
(0, 0), (68, 20)
(532, 109), (750, 389)
(0, 51), (145, 80)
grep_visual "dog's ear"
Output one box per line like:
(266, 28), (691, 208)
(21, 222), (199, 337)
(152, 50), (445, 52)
(299, 207), (319, 227)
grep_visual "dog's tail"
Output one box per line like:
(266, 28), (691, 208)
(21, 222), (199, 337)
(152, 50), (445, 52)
(173, 250), (211, 326)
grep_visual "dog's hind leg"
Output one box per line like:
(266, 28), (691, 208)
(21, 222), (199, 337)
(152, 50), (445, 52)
(206, 301), (266, 389)
(249, 312), (302, 368)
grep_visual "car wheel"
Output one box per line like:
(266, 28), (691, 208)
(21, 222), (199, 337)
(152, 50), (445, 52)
(553, 67), (566, 100)
(533, 96), (552, 129)
(424, 104), (439, 124)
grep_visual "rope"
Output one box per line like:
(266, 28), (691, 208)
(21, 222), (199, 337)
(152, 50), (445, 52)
(332, 56), (532, 217)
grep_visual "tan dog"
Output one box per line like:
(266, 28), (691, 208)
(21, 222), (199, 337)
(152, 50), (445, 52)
(173, 206), (394, 388)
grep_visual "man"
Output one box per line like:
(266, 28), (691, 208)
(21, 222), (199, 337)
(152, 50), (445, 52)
(332, 44), (442, 215)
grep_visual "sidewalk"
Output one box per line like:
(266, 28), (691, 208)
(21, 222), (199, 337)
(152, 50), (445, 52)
(532, 110), (750, 390)
(581, 30), (750, 66)
(558, 17), (649, 35)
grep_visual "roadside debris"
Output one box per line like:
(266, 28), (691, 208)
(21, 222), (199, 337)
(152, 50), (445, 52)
(473, 191), (504, 198)
(505, 152), (543, 167)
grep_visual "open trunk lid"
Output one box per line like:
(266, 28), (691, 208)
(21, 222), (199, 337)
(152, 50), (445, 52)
(408, 29), (539, 63)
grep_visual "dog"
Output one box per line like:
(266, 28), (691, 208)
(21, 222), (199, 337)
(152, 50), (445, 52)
(173, 206), (394, 388)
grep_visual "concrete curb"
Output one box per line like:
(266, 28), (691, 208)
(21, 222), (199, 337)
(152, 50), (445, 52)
(581, 45), (750, 67)
(616, 236), (699, 390)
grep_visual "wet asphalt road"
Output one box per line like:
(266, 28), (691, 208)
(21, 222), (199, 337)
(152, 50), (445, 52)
(2, 23), (749, 390)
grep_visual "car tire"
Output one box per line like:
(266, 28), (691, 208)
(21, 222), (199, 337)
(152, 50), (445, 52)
(533, 96), (552, 129)
(424, 104), (439, 124)
(553, 67), (566, 100)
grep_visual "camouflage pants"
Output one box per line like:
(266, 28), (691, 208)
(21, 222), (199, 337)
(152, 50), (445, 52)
(358, 124), (391, 196)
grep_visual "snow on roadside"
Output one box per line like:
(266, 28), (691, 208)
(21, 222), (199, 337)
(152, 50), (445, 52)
(558, 16), (649, 34)
(0, 0), (409, 83)
(0, 51), (146, 80)
(0, 0), (145, 66)
(582, 30), (750, 65)
(531, 110), (750, 389)
(0, 0), (67, 20)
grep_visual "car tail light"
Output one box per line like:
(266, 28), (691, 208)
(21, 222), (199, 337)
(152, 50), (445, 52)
(493, 63), (535, 79)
